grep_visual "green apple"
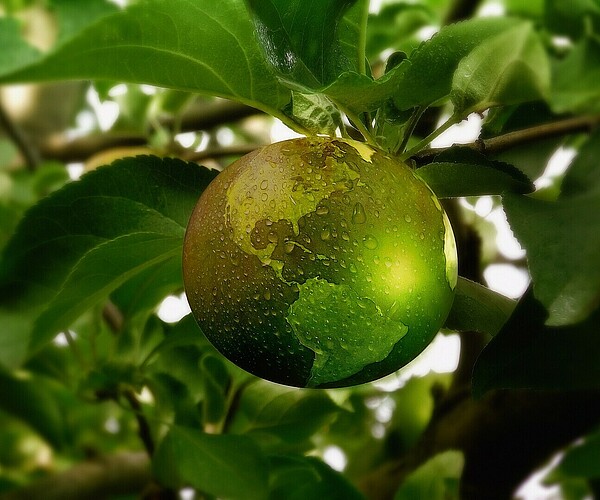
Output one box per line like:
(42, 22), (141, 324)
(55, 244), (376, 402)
(183, 136), (457, 388)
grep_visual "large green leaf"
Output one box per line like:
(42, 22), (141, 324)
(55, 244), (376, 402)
(544, 0), (600, 40)
(415, 147), (534, 198)
(556, 430), (600, 479)
(0, 0), (291, 120)
(472, 292), (600, 397)
(0, 371), (66, 448)
(245, 0), (361, 88)
(0, 18), (42, 74)
(551, 36), (600, 114)
(394, 451), (464, 500)
(153, 425), (269, 500)
(503, 191), (600, 326)
(390, 17), (515, 111)
(451, 22), (550, 114)
(560, 128), (600, 198)
(444, 277), (516, 336)
(0, 156), (216, 361)
(228, 380), (341, 446)
(268, 455), (365, 500)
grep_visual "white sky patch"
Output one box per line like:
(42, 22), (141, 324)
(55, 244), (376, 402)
(108, 83), (128, 97)
(373, 333), (461, 392)
(323, 445), (348, 472)
(486, 206), (526, 260)
(67, 163), (84, 181)
(416, 25), (439, 42)
(179, 488), (196, 500)
(535, 146), (576, 190)
(270, 118), (305, 143)
(104, 417), (121, 434)
(53, 330), (77, 347)
(484, 264), (530, 299)
(514, 452), (564, 500)
(478, 1), (505, 17)
(216, 127), (235, 146)
(157, 293), (191, 324)
(175, 131), (197, 149)
(431, 112), (483, 149)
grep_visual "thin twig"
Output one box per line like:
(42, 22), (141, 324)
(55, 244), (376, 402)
(184, 143), (263, 163)
(414, 113), (600, 164)
(123, 390), (155, 456)
(0, 102), (41, 170)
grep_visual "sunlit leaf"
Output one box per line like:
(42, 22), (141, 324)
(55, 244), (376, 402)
(394, 450), (464, 500)
(390, 17), (515, 111)
(0, 156), (216, 358)
(452, 22), (550, 113)
(444, 277), (516, 336)
(0, 1), (291, 119)
(228, 380), (341, 446)
(552, 35), (600, 114)
(153, 425), (269, 500)
(246, 0), (361, 88)
(504, 191), (600, 326)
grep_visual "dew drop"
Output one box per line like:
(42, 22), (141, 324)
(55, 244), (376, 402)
(404, 214), (412, 223)
(267, 231), (278, 243)
(363, 234), (378, 249)
(260, 179), (269, 190)
(352, 202), (367, 224)
(321, 228), (331, 241)
(284, 241), (295, 253)
(316, 205), (329, 216)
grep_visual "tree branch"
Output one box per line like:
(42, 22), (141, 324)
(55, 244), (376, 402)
(123, 390), (155, 456)
(358, 390), (600, 500)
(0, 102), (41, 171)
(0, 452), (151, 500)
(38, 100), (262, 163)
(414, 113), (600, 164)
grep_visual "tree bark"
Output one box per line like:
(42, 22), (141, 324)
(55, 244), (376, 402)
(0, 452), (151, 500)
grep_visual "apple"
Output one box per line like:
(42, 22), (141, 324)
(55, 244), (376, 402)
(183, 136), (457, 388)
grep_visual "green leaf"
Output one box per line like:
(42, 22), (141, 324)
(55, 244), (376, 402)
(544, 0), (600, 40)
(246, 0), (360, 88)
(283, 92), (343, 136)
(268, 455), (365, 500)
(0, 1), (291, 119)
(51, 0), (118, 44)
(560, 128), (600, 198)
(472, 291), (600, 397)
(110, 255), (183, 321)
(444, 277), (516, 336)
(153, 425), (269, 500)
(365, 3), (432, 61)
(503, 191), (600, 326)
(0, 371), (66, 448)
(451, 22), (550, 114)
(557, 430), (600, 479)
(0, 18), (41, 75)
(0, 156), (216, 358)
(415, 147), (534, 198)
(199, 354), (230, 425)
(391, 17), (515, 111)
(32, 233), (181, 352)
(394, 451), (464, 500)
(228, 380), (341, 445)
(551, 36), (600, 114)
